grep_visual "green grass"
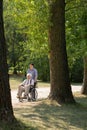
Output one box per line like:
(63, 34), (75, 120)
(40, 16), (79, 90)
(1, 96), (87, 130)
(71, 83), (82, 86)
(9, 75), (82, 90)
(9, 75), (50, 90)
(2, 75), (86, 130)
(37, 81), (50, 88)
(9, 75), (23, 90)
(14, 94), (87, 130)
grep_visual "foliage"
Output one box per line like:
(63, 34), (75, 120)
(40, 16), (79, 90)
(3, 0), (50, 80)
(65, 0), (87, 82)
(3, 0), (87, 82)
(70, 58), (83, 82)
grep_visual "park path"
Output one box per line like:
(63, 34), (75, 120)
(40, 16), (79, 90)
(11, 84), (82, 105)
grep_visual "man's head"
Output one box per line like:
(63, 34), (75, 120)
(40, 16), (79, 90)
(29, 63), (34, 70)
(27, 73), (32, 79)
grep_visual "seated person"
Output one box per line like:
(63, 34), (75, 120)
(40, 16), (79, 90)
(17, 73), (34, 99)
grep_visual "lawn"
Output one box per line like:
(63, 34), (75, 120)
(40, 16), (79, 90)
(9, 75), (50, 90)
(13, 94), (87, 130)
(1, 75), (87, 130)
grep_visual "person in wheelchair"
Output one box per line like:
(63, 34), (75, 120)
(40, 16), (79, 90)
(17, 73), (34, 99)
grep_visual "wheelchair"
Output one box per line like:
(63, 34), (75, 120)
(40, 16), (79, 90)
(19, 85), (38, 102)
(27, 85), (38, 101)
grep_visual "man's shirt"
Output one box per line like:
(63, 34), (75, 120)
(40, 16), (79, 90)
(27, 68), (38, 82)
(20, 79), (34, 87)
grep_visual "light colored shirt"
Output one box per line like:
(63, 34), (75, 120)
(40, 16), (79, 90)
(27, 68), (38, 82)
(20, 79), (34, 87)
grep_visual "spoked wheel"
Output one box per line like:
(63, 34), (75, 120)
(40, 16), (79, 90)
(29, 88), (38, 101)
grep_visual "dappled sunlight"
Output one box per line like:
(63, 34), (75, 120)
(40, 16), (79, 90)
(10, 76), (87, 129)
(13, 96), (87, 130)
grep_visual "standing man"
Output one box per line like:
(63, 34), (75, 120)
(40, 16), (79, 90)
(27, 63), (38, 88)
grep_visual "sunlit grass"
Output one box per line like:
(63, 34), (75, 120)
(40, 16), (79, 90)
(9, 75), (23, 90)
(72, 83), (82, 86)
(37, 81), (50, 88)
(6, 75), (87, 130)
(13, 94), (87, 130)
(9, 75), (82, 91)
(1, 95), (87, 130)
(9, 75), (50, 90)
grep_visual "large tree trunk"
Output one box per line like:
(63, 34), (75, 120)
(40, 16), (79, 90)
(81, 56), (87, 94)
(48, 0), (75, 104)
(0, 0), (14, 121)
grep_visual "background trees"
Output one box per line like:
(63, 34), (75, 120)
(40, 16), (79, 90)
(66, 0), (87, 82)
(3, 0), (87, 83)
(4, 0), (50, 81)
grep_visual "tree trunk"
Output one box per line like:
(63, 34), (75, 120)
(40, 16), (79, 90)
(0, 0), (14, 121)
(48, 0), (75, 104)
(81, 56), (87, 94)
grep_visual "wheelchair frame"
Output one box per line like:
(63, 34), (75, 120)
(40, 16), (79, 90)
(19, 86), (38, 102)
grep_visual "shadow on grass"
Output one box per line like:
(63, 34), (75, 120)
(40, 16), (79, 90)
(13, 95), (87, 130)
(0, 117), (38, 130)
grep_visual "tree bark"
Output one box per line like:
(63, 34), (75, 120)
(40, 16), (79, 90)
(0, 0), (14, 121)
(81, 56), (87, 94)
(48, 0), (75, 104)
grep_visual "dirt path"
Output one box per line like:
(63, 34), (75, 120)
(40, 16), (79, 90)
(11, 85), (82, 106)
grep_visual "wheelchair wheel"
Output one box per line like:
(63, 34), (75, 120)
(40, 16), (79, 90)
(30, 88), (38, 101)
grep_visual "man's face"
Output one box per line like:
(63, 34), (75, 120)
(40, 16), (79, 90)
(30, 64), (33, 69)
(27, 75), (31, 79)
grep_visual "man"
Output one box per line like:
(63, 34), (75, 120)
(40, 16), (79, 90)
(27, 63), (38, 100)
(17, 73), (34, 99)
(27, 63), (38, 87)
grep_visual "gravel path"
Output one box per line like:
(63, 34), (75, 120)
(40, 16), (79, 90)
(11, 85), (82, 105)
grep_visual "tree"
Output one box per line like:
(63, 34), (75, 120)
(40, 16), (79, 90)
(81, 55), (87, 94)
(65, 0), (87, 83)
(80, 9), (87, 95)
(0, 0), (14, 121)
(48, 0), (75, 103)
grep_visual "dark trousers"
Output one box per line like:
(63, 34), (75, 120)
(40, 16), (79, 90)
(33, 82), (37, 99)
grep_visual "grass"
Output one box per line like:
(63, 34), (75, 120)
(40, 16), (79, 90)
(15, 96), (87, 129)
(71, 83), (82, 86)
(1, 75), (87, 130)
(9, 75), (50, 90)
(9, 75), (82, 90)
(9, 75), (23, 90)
